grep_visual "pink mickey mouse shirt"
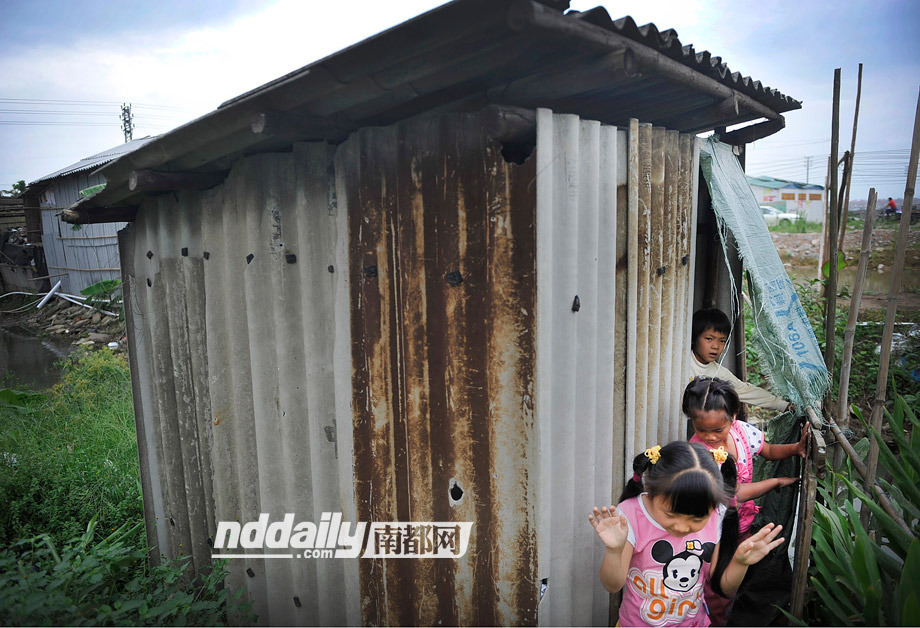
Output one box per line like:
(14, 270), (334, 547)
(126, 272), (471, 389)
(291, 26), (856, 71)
(616, 494), (725, 627)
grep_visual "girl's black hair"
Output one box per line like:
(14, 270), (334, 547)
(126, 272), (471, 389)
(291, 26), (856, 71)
(619, 440), (740, 598)
(682, 376), (744, 423)
(692, 308), (732, 343)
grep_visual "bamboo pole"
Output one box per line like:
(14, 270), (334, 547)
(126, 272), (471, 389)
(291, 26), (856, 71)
(818, 155), (832, 279)
(824, 70), (841, 393)
(835, 189), (876, 468)
(838, 63), (863, 252)
(865, 86), (920, 492)
(835, 151), (851, 252)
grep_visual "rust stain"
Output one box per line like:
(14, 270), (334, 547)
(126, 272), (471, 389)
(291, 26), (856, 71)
(346, 111), (538, 626)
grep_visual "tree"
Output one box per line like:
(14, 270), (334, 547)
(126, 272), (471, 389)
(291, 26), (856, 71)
(1, 180), (26, 197)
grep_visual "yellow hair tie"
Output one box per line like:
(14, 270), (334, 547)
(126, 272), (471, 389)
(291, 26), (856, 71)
(644, 445), (662, 465)
(711, 446), (728, 465)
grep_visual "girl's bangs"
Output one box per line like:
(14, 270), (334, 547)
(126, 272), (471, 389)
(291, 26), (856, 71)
(662, 470), (720, 518)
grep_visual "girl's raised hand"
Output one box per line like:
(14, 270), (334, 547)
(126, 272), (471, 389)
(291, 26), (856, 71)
(733, 522), (784, 566)
(589, 506), (629, 551)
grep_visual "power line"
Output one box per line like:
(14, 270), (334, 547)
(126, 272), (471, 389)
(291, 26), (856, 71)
(0, 97), (191, 111)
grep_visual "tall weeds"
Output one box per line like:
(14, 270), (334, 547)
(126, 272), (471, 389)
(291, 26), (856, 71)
(0, 350), (254, 625)
(0, 349), (140, 547)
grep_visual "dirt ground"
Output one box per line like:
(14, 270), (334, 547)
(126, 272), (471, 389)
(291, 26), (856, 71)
(770, 227), (920, 267)
(771, 227), (920, 311)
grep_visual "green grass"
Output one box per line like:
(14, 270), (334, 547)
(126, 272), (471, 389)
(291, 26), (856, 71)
(0, 349), (140, 547)
(768, 218), (823, 234)
(0, 349), (254, 625)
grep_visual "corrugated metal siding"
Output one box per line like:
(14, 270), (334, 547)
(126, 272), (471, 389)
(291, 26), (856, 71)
(118, 108), (700, 627)
(533, 110), (618, 626)
(339, 113), (539, 626)
(41, 171), (124, 294)
(119, 144), (359, 626)
(528, 111), (698, 626)
(625, 121), (700, 458)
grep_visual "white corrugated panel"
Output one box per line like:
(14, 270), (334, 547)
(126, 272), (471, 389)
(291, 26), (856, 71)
(625, 121), (700, 463)
(40, 207), (125, 295)
(119, 143), (359, 626)
(535, 112), (699, 626)
(535, 109), (618, 626)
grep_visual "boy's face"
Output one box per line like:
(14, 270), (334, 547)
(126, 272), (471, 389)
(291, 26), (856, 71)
(693, 328), (728, 364)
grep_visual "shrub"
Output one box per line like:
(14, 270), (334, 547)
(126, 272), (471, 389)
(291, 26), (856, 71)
(790, 395), (920, 626)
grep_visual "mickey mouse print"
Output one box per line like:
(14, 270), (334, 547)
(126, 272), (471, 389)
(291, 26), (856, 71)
(625, 538), (715, 624)
(616, 496), (724, 627)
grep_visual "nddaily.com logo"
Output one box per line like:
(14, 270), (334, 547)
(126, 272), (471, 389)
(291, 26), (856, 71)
(212, 513), (473, 559)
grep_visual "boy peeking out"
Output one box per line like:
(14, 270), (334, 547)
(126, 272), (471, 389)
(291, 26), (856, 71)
(689, 308), (792, 413)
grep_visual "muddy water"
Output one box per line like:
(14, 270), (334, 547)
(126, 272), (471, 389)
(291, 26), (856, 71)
(0, 325), (71, 390)
(786, 266), (920, 294)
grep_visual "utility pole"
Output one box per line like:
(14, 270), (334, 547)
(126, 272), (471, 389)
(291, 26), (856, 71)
(805, 155), (811, 183)
(120, 103), (134, 143)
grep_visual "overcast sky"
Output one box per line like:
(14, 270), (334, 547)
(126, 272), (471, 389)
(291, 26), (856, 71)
(1, 0), (918, 202)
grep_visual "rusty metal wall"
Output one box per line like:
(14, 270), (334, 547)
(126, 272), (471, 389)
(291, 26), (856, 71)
(338, 112), (539, 626)
(119, 143), (359, 626)
(532, 112), (698, 626)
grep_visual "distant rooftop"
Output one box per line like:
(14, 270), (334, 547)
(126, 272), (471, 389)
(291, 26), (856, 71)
(747, 175), (823, 190)
(30, 136), (158, 184)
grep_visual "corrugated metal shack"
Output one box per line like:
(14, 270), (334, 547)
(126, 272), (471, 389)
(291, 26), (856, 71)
(22, 137), (156, 294)
(65, 1), (800, 625)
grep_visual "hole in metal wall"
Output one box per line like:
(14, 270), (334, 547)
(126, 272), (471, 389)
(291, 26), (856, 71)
(448, 479), (464, 506)
(500, 139), (536, 165)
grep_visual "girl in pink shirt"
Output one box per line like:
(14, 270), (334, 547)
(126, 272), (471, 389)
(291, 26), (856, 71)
(684, 377), (806, 625)
(684, 377), (806, 535)
(589, 441), (784, 627)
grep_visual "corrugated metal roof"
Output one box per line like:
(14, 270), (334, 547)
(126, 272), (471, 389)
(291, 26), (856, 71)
(72, 0), (800, 221)
(30, 136), (158, 184)
(747, 175), (824, 190)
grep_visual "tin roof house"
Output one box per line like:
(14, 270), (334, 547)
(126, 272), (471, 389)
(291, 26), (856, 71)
(22, 137), (157, 294)
(67, 1), (801, 625)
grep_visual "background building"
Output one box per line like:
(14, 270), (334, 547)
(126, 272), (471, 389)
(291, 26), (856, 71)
(22, 136), (156, 294)
(747, 174), (825, 222)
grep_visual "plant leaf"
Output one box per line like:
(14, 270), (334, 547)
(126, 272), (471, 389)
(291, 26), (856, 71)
(839, 474), (913, 557)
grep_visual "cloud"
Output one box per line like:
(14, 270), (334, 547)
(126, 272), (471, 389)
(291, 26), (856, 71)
(0, 0), (450, 184)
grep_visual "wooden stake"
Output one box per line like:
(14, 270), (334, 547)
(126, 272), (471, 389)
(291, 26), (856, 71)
(818, 154), (831, 279)
(865, 86), (920, 492)
(837, 189), (876, 439)
(823, 69), (841, 390)
(838, 63), (863, 252)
